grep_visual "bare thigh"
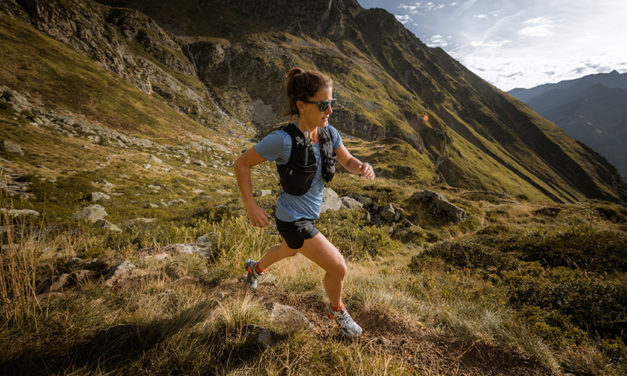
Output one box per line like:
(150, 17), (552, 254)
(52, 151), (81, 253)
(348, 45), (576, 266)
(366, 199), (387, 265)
(297, 233), (346, 275)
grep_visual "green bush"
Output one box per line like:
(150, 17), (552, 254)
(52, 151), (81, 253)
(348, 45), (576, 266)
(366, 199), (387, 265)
(317, 209), (398, 260)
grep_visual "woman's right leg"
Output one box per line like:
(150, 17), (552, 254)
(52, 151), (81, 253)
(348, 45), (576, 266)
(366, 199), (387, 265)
(256, 240), (297, 270)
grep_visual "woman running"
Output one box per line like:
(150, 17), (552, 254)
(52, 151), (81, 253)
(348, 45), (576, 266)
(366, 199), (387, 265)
(234, 67), (375, 338)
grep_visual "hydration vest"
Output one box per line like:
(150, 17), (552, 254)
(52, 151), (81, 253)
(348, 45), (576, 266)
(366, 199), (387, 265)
(277, 123), (336, 196)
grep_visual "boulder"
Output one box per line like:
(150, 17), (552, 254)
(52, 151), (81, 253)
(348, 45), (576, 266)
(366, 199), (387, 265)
(254, 189), (272, 197)
(320, 187), (342, 213)
(167, 198), (186, 206)
(267, 302), (313, 331)
(355, 195), (373, 206)
(194, 160), (207, 167)
(341, 196), (363, 210)
(88, 192), (111, 202)
(95, 219), (123, 232)
(162, 243), (212, 258)
(379, 204), (396, 221)
(104, 260), (136, 286)
(124, 217), (156, 226)
(0, 208), (40, 217)
(411, 190), (467, 223)
(72, 204), (107, 223)
(1, 140), (24, 155)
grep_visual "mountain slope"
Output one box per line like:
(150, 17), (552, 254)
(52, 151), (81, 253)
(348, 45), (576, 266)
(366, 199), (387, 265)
(94, 0), (625, 203)
(509, 72), (627, 176)
(1, 0), (625, 205)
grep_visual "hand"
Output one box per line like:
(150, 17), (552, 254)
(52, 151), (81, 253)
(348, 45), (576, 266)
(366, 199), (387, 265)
(246, 204), (271, 228)
(359, 162), (375, 181)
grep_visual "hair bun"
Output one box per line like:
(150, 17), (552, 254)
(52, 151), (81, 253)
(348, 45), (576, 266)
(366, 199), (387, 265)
(286, 67), (305, 79)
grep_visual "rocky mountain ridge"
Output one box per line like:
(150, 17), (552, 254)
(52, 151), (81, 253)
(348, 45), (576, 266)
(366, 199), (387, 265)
(508, 71), (627, 176)
(1, 0), (626, 203)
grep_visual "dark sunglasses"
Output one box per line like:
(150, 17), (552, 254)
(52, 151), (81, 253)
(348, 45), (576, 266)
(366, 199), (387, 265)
(301, 98), (336, 112)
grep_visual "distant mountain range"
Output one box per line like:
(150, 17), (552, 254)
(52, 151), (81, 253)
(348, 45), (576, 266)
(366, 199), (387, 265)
(508, 71), (627, 176)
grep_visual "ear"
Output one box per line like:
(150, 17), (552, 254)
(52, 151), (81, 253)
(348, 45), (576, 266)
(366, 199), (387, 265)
(296, 100), (305, 115)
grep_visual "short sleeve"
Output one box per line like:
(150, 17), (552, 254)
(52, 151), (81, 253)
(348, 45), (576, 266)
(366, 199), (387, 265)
(328, 124), (343, 150)
(254, 130), (291, 164)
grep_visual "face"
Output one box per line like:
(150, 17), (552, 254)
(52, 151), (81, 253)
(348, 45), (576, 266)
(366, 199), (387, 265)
(298, 86), (333, 129)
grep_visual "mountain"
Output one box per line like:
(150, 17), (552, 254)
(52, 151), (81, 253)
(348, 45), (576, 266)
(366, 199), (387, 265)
(509, 71), (627, 176)
(1, 0), (625, 205)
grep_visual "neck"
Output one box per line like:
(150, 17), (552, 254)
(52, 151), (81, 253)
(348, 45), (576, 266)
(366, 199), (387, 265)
(297, 119), (318, 137)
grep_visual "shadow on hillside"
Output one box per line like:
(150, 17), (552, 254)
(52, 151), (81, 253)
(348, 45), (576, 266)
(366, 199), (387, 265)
(1, 300), (258, 375)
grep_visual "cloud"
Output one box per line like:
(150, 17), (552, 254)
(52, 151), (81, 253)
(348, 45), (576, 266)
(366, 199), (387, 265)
(427, 34), (449, 47)
(449, 2), (457, 6)
(395, 14), (411, 24)
(473, 14), (487, 19)
(470, 39), (511, 48)
(518, 17), (555, 37)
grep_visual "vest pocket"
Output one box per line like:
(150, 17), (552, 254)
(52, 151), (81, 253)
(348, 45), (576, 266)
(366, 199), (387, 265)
(278, 161), (317, 195)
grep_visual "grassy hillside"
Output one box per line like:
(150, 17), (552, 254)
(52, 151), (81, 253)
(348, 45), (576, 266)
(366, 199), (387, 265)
(1, 3), (627, 376)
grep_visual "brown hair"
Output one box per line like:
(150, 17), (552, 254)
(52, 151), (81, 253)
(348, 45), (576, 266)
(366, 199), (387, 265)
(282, 67), (333, 119)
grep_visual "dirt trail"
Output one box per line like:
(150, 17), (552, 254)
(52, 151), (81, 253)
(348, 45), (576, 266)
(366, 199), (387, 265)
(211, 279), (552, 376)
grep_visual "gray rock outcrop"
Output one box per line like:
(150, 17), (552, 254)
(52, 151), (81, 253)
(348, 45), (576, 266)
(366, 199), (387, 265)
(267, 302), (313, 331)
(0, 140), (24, 155)
(341, 196), (363, 210)
(321, 187), (342, 213)
(411, 190), (467, 223)
(88, 192), (111, 202)
(72, 204), (107, 223)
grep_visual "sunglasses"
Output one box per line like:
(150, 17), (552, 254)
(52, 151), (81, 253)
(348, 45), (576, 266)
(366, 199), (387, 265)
(301, 98), (336, 112)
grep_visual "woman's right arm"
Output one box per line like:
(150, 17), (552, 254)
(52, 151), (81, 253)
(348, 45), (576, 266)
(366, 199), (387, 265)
(234, 148), (272, 227)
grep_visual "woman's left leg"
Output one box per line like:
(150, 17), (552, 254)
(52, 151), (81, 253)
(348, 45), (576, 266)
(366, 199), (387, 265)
(296, 232), (347, 308)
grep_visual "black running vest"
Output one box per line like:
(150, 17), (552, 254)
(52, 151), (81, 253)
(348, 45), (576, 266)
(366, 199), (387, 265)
(277, 123), (336, 196)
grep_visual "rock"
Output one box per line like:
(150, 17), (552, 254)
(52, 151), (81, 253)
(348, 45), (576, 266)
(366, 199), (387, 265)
(0, 140), (24, 155)
(88, 192), (111, 202)
(150, 154), (162, 163)
(124, 217), (156, 226)
(94, 180), (116, 193)
(167, 198), (186, 206)
(267, 302), (313, 331)
(104, 260), (136, 287)
(49, 273), (71, 292)
(72, 204), (107, 223)
(411, 190), (467, 223)
(95, 219), (123, 232)
(143, 164), (151, 169)
(162, 243), (212, 258)
(379, 204), (396, 221)
(0, 208), (40, 217)
(192, 188), (204, 194)
(256, 328), (275, 349)
(254, 189), (272, 197)
(195, 234), (211, 245)
(355, 195), (373, 206)
(341, 196), (363, 210)
(321, 187), (342, 213)
(244, 324), (275, 349)
(533, 207), (561, 217)
(72, 269), (96, 284)
(194, 160), (207, 167)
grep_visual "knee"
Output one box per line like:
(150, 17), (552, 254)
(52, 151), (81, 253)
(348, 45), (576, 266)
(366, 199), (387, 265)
(332, 260), (347, 279)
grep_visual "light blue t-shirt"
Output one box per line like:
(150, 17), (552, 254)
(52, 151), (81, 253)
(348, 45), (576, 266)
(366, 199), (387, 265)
(254, 124), (342, 222)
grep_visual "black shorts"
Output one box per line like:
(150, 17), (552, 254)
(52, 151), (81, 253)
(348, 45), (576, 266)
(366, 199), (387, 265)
(275, 217), (320, 249)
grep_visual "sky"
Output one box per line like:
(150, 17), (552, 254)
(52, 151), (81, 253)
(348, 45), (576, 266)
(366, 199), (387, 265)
(357, 0), (627, 91)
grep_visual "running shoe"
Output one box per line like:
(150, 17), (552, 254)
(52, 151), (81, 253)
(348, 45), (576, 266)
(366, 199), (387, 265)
(244, 259), (260, 289)
(326, 304), (363, 338)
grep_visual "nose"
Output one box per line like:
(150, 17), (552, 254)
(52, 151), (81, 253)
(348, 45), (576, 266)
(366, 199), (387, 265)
(325, 104), (333, 114)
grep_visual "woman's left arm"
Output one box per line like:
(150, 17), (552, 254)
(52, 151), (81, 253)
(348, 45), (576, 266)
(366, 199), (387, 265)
(335, 145), (375, 181)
